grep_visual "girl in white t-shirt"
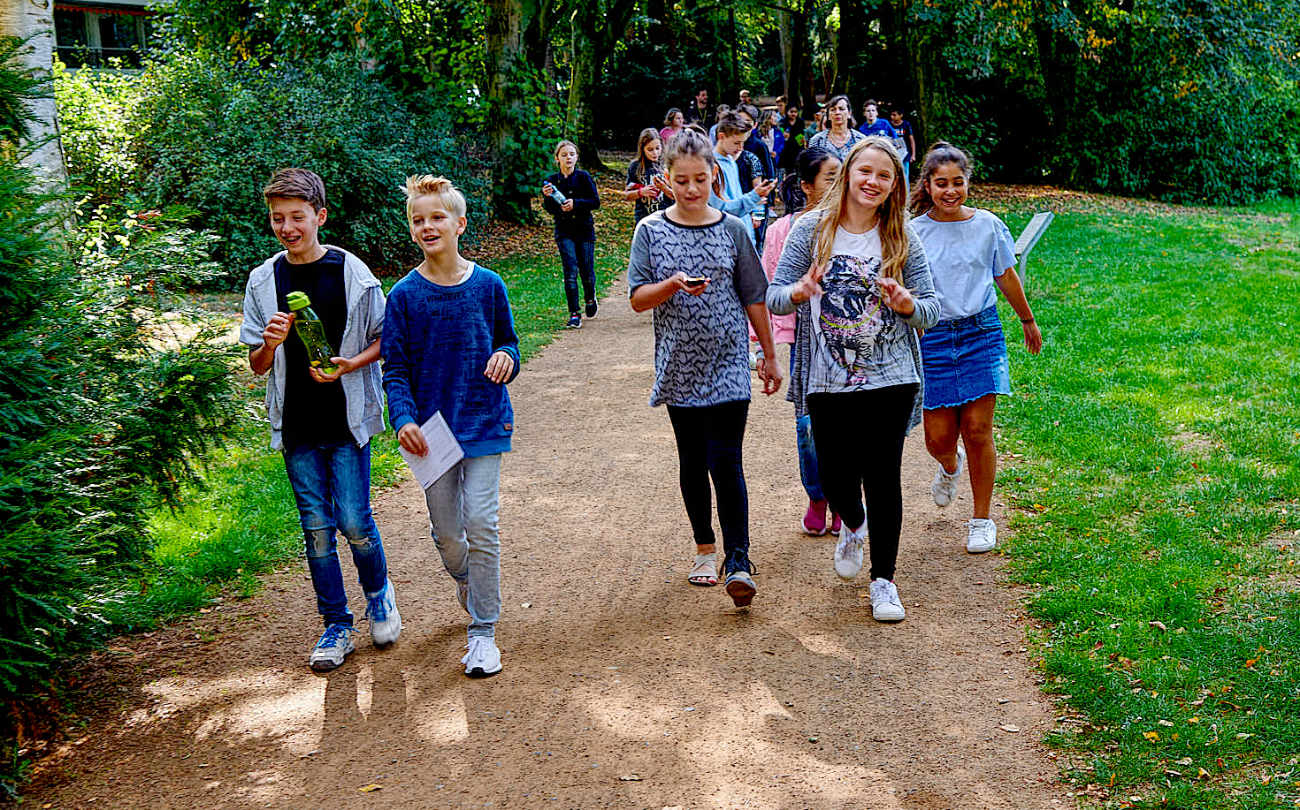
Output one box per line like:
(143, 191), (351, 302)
(908, 142), (1043, 554)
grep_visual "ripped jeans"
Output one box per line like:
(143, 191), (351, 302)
(283, 438), (388, 628)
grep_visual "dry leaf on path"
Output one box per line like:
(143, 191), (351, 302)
(999, 724), (1020, 733)
(359, 784), (383, 793)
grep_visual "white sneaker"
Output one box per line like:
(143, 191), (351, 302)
(833, 522), (864, 580)
(931, 443), (966, 507)
(364, 581), (402, 647)
(869, 578), (905, 622)
(461, 636), (502, 678)
(966, 518), (997, 553)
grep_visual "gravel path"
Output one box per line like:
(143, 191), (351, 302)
(26, 279), (1070, 809)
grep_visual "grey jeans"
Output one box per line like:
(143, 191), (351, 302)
(424, 454), (502, 639)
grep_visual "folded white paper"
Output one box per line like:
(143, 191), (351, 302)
(399, 411), (465, 490)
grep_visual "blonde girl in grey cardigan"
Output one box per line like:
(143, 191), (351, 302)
(767, 136), (940, 623)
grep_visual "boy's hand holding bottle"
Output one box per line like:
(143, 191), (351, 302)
(261, 311), (295, 350)
(309, 355), (355, 383)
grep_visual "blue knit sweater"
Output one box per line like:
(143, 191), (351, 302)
(382, 264), (521, 457)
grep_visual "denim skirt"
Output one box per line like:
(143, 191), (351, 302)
(919, 305), (1011, 409)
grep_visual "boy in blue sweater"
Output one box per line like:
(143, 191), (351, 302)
(383, 175), (521, 678)
(239, 168), (400, 672)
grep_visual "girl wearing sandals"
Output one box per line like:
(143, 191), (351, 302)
(767, 136), (940, 623)
(628, 128), (783, 608)
(908, 142), (1042, 553)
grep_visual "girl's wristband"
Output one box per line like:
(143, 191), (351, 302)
(1020, 317), (1035, 324)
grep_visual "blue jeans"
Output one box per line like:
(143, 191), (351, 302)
(424, 454), (502, 639)
(796, 414), (824, 502)
(283, 438), (388, 628)
(555, 236), (596, 315)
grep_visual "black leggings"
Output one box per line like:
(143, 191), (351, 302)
(666, 400), (750, 568)
(806, 384), (918, 581)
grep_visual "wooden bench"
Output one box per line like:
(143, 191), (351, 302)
(1013, 211), (1054, 284)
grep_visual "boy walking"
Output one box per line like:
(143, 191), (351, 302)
(383, 175), (521, 678)
(239, 168), (401, 672)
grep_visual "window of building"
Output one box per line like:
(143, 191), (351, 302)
(53, 3), (151, 68)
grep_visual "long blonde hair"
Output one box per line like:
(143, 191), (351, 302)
(810, 136), (909, 281)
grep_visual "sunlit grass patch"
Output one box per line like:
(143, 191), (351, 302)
(985, 194), (1300, 808)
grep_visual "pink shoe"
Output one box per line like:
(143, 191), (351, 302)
(802, 499), (828, 535)
(830, 513), (842, 534)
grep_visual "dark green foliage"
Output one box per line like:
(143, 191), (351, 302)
(0, 154), (239, 794)
(0, 37), (45, 147)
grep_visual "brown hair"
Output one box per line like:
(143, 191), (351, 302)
(908, 141), (972, 216)
(810, 136), (910, 282)
(715, 111), (752, 137)
(402, 174), (467, 220)
(662, 107), (683, 129)
(664, 128), (716, 174)
(263, 168), (326, 211)
(635, 127), (662, 175)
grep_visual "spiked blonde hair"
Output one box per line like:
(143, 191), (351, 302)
(402, 174), (466, 220)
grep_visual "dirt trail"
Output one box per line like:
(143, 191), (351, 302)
(27, 281), (1070, 809)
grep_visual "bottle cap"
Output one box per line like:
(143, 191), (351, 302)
(286, 291), (311, 311)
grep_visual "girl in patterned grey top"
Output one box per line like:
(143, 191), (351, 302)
(767, 136), (939, 624)
(628, 128), (782, 609)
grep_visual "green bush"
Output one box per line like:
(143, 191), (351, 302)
(119, 52), (488, 283)
(51, 60), (139, 203)
(0, 154), (239, 796)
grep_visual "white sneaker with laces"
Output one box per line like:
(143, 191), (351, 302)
(461, 636), (502, 678)
(308, 623), (357, 671)
(833, 522), (864, 581)
(931, 443), (966, 507)
(869, 578), (905, 622)
(966, 518), (997, 553)
(364, 581), (402, 647)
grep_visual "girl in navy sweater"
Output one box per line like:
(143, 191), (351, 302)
(542, 140), (601, 328)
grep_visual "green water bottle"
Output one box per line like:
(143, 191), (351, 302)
(285, 291), (339, 376)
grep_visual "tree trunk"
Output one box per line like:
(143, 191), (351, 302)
(834, 0), (866, 98)
(484, 0), (535, 222)
(566, 0), (638, 174)
(0, 1), (67, 189)
(567, 10), (603, 168)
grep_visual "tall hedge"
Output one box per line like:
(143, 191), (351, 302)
(57, 52), (491, 286)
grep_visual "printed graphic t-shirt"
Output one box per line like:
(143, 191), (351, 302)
(807, 227), (920, 395)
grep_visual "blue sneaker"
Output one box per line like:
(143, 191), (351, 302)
(365, 581), (402, 647)
(309, 623), (356, 671)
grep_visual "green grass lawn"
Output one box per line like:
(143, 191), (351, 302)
(115, 187), (635, 632)
(984, 193), (1300, 809)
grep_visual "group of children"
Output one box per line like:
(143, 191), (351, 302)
(242, 169), (518, 678)
(240, 123), (1041, 678)
(629, 130), (1041, 620)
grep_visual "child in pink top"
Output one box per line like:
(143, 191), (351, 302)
(754, 146), (843, 536)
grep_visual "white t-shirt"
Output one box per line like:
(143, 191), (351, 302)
(807, 226), (919, 394)
(911, 209), (1016, 321)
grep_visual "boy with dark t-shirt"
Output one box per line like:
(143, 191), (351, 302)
(239, 168), (400, 671)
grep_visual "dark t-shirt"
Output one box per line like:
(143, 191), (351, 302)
(273, 248), (351, 445)
(626, 159), (668, 222)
